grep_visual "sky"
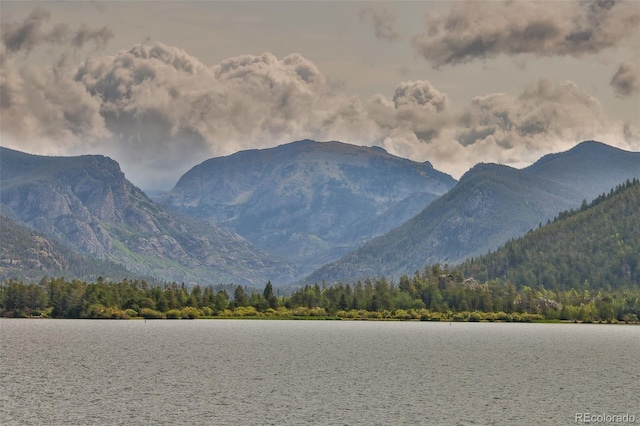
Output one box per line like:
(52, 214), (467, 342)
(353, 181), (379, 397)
(1, 1), (639, 190)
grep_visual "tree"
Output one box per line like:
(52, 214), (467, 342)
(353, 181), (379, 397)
(214, 290), (229, 313)
(263, 281), (277, 309)
(233, 285), (248, 307)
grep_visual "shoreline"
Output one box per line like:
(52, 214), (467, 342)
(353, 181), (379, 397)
(5, 315), (638, 324)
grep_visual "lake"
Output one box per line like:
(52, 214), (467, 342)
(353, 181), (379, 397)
(1, 320), (638, 425)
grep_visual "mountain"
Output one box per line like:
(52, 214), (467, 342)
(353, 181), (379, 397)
(526, 141), (640, 197)
(1, 214), (137, 283)
(458, 179), (640, 291)
(157, 140), (456, 271)
(303, 141), (640, 284)
(303, 163), (580, 283)
(0, 147), (297, 286)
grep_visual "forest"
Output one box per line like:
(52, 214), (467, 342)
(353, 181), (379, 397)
(459, 179), (640, 290)
(1, 268), (639, 323)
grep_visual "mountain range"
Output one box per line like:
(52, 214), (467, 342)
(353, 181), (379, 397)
(0, 147), (297, 286)
(302, 141), (640, 284)
(1, 140), (639, 287)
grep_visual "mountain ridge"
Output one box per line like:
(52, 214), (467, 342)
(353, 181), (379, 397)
(458, 178), (640, 291)
(157, 139), (457, 271)
(4, 140), (639, 288)
(302, 141), (640, 285)
(0, 146), (298, 286)
(525, 140), (640, 197)
(1, 214), (141, 283)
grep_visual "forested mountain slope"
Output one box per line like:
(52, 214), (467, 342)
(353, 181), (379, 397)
(303, 141), (640, 285)
(303, 163), (580, 283)
(459, 179), (640, 291)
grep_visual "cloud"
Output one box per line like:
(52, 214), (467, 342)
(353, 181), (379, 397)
(1, 7), (54, 54)
(610, 61), (640, 97)
(444, 78), (638, 174)
(0, 56), (110, 154)
(1, 6), (113, 55)
(364, 80), (451, 152)
(393, 80), (448, 112)
(3, 40), (637, 188)
(71, 44), (386, 188)
(0, 8), (113, 157)
(412, 0), (640, 67)
(71, 24), (114, 51)
(359, 5), (402, 42)
(1, 11), (637, 189)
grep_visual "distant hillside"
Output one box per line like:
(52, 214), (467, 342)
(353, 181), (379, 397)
(157, 140), (456, 271)
(303, 141), (640, 284)
(303, 163), (580, 284)
(1, 215), (137, 283)
(0, 147), (298, 286)
(526, 141), (640, 197)
(459, 179), (640, 291)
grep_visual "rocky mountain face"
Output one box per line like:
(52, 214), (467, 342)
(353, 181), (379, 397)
(0, 147), (298, 286)
(157, 140), (456, 271)
(303, 141), (640, 284)
(1, 214), (135, 283)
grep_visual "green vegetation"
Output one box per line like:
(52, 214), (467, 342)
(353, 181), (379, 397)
(2, 272), (638, 323)
(459, 179), (640, 291)
(304, 163), (582, 285)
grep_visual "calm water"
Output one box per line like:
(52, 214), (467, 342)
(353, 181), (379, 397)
(1, 320), (638, 425)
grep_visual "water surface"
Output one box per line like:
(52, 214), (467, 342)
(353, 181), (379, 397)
(1, 320), (638, 425)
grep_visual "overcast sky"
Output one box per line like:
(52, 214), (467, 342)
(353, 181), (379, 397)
(1, 1), (639, 190)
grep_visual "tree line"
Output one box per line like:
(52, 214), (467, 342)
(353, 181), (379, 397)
(2, 267), (639, 323)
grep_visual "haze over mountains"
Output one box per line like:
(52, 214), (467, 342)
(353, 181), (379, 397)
(157, 140), (456, 271)
(1, 140), (639, 287)
(303, 141), (640, 284)
(0, 147), (297, 286)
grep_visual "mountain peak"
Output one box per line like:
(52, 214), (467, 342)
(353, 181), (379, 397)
(302, 143), (640, 285)
(525, 140), (640, 198)
(159, 139), (456, 273)
(459, 162), (517, 183)
(1, 147), (298, 286)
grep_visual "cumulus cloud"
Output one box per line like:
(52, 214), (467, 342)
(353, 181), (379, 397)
(0, 59), (109, 150)
(412, 0), (640, 67)
(359, 5), (402, 42)
(363, 80), (451, 150)
(610, 61), (640, 97)
(0, 8), (112, 155)
(1, 6), (113, 55)
(444, 78), (638, 174)
(393, 80), (448, 112)
(59, 43), (384, 187)
(3, 40), (637, 188)
(1, 8), (637, 189)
